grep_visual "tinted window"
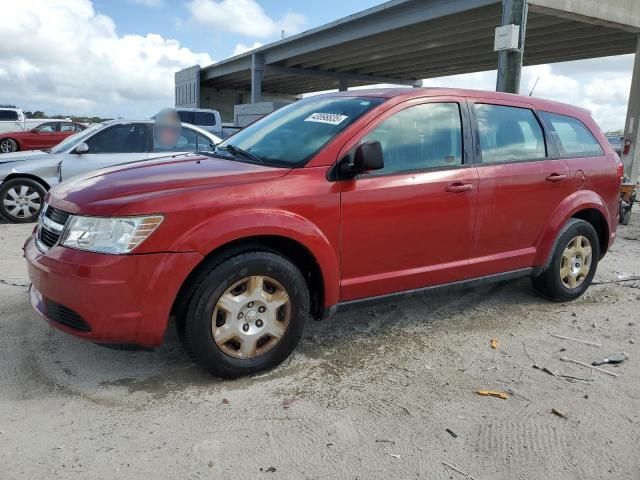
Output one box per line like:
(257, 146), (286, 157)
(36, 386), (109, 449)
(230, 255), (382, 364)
(216, 96), (384, 167)
(85, 124), (147, 153)
(475, 104), (546, 162)
(363, 102), (463, 174)
(177, 111), (195, 124)
(35, 122), (58, 133)
(541, 112), (604, 157)
(193, 112), (216, 126)
(196, 132), (215, 152)
(0, 110), (18, 121)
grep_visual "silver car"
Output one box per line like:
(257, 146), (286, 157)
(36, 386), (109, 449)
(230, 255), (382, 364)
(0, 120), (221, 223)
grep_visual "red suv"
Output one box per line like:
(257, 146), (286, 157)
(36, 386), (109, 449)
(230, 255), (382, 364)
(25, 88), (622, 378)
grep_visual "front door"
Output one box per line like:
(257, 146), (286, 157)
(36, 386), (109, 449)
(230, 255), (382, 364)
(60, 123), (148, 181)
(339, 99), (478, 301)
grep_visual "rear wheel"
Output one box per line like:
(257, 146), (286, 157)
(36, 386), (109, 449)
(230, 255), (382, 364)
(179, 251), (309, 378)
(0, 178), (46, 223)
(0, 138), (18, 153)
(532, 219), (599, 302)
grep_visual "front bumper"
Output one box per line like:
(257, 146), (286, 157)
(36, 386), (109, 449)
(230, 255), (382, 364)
(25, 236), (203, 347)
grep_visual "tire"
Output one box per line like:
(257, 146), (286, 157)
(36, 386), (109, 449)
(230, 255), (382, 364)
(0, 138), (18, 153)
(0, 178), (47, 223)
(179, 251), (310, 378)
(531, 218), (599, 302)
(621, 207), (632, 226)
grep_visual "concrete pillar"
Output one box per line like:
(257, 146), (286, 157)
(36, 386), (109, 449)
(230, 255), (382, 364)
(338, 78), (348, 91)
(496, 0), (527, 94)
(251, 53), (265, 104)
(622, 36), (640, 183)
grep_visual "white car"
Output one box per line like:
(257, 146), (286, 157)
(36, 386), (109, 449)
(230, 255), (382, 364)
(0, 120), (221, 222)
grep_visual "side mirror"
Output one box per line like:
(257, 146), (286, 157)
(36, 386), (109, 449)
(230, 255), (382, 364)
(340, 141), (384, 178)
(73, 142), (89, 154)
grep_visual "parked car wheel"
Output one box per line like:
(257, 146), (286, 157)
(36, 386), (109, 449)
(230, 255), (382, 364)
(180, 251), (309, 378)
(531, 219), (599, 302)
(0, 138), (18, 153)
(0, 178), (46, 223)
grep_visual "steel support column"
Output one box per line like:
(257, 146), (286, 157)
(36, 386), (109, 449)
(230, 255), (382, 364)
(622, 36), (640, 183)
(251, 53), (265, 103)
(496, 0), (528, 93)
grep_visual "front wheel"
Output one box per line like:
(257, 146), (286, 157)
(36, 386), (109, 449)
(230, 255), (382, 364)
(0, 138), (18, 153)
(179, 251), (310, 378)
(0, 178), (46, 223)
(531, 219), (599, 302)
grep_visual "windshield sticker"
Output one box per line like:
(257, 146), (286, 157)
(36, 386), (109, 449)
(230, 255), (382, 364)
(304, 113), (349, 125)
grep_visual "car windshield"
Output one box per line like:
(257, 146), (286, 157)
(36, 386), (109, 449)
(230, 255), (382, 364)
(214, 96), (384, 167)
(607, 137), (622, 147)
(49, 123), (104, 153)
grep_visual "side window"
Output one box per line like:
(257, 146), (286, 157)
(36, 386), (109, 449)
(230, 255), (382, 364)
(36, 122), (58, 133)
(540, 112), (604, 157)
(362, 102), (463, 174)
(196, 132), (215, 152)
(193, 112), (216, 126)
(475, 104), (546, 163)
(75, 123), (85, 132)
(60, 123), (75, 132)
(176, 111), (195, 125)
(154, 127), (197, 152)
(85, 124), (147, 154)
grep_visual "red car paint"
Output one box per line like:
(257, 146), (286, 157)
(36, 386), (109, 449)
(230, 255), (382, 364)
(25, 88), (621, 347)
(2, 122), (85, 151)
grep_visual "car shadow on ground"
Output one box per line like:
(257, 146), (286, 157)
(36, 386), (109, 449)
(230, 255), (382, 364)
(27, 276), (548, 397)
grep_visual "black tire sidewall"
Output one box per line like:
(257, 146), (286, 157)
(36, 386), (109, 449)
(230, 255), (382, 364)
(0, 178), (46, 223)
(0, 138), (18, 153)
(183, 252), (309, 378)
(536, 219), (600, 301)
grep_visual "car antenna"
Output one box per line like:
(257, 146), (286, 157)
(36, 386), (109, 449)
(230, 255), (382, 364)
(529, 77), (540, 96)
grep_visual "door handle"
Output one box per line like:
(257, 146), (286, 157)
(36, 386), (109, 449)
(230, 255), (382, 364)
(545, 173), (567, 182)
(445, 182), (474, 193)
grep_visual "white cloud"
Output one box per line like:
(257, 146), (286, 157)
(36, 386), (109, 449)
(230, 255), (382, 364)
(0, 0), (213, 118)
(187, 0), (305, 38)
(233, 42), (264, 56)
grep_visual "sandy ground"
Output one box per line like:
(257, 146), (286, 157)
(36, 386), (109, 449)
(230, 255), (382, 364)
(0, 212), (639, 480)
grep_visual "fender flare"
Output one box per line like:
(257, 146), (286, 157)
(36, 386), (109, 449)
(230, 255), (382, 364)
(534, 190), (610, 271)
(168, 208), (341, 307)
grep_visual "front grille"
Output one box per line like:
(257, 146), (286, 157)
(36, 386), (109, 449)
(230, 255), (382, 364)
(46, 299), (92, 332)
(36, 204), (71, 251)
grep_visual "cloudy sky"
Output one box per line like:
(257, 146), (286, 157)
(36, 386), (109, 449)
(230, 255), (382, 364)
(1, 0), (635, 130)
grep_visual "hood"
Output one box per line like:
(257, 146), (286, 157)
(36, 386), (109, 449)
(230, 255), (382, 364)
(0, 150), (50, 164)
(49, 153), (291, 215)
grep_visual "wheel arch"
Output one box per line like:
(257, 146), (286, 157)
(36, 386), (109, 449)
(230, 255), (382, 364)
(2, 173), (51, 191)
(0, 137), (20, 152)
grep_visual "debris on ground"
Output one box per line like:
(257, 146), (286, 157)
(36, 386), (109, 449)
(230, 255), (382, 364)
(445, 428), (457, 438)
(222, 398), (230, 405)
(476, 389), (508, 400)
(560, 356), (619, 377)
(490, 338), (499, 349)
(551, 408), (568, 419)
(387, 453), (401, 459)
(260, 467), (277, 473)
(533, 365), (557, 376)
(550, 333), (602, 347)
(282, 398), (297, 409)
(442, 461), (480, 480)
(592, 353), (627, 366)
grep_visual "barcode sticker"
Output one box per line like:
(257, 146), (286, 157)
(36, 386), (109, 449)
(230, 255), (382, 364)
(304, 113), (348, 125)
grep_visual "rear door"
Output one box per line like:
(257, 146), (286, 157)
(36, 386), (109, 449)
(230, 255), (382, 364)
(339, 97), (479, 301)
(468, 99), (573, 277)
(59, 123), (148, 180)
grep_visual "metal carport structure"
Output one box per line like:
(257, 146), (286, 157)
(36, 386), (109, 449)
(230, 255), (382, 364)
(176, 0), (640, 180)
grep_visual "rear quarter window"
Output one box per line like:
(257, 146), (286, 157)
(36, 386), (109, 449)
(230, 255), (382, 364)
(193, 112), (216, 126)
(540, 112), (604, 157)
(0, 110), (19, 121)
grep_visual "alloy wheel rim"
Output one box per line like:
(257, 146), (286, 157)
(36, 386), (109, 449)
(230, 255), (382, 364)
(2, 185), (42, 219)
(0, 140), (13, 153)
(560, 235), (592, 289)
(211, 275), (291, 359)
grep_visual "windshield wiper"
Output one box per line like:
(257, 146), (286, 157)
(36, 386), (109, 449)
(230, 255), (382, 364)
(221, 144), (263, 164)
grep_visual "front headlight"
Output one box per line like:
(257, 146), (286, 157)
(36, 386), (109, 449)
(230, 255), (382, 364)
(61, 215), (164, 254)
